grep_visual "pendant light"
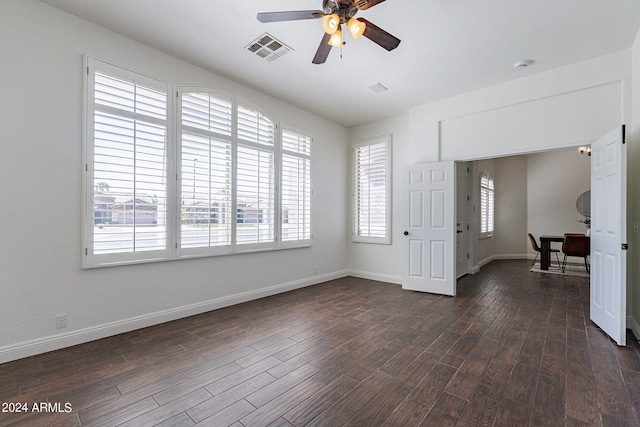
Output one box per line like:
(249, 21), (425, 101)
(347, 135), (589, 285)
(328, 26), (343, 47)
(347, 18), (366, 39)
(321, 13), (340, 34)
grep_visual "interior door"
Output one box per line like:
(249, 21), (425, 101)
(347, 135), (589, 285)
(456, 162), (470, 278)
(402, 161), (456, 296)
(590, 125), (626, 346)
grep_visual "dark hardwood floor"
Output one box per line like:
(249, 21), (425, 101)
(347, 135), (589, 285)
(1, 260), (639, 426)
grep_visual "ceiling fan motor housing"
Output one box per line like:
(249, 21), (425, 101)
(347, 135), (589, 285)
(323, 0), (358, 20)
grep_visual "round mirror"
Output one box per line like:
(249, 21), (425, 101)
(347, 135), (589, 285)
(576, 190), (590, 216)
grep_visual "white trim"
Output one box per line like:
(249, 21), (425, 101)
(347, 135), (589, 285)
(494, 253), (529, 260)
(628, 316), (640, 341)
(347, 269), (402, 285)
(478, 255), (496, 267)
(0, 270), (348, 364)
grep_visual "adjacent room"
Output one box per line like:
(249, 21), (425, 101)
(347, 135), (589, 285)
(2, 0), (640, 425)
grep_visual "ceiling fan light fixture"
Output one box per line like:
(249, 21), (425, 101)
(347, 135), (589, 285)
(328, 26), (343, 47)
(347, 18), (366, 39)
(322, 13), (340, 34)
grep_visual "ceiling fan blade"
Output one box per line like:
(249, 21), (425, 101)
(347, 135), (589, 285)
(354, 0), (387, 11)
(312, 33), (332, 64)
(357, 18), (400, 51)
(257, 10), (324, 23)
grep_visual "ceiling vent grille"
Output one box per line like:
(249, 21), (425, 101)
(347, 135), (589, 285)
(246, 33), (292, 62)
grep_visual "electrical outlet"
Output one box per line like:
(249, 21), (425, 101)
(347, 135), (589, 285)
(56, 314), (68, 329)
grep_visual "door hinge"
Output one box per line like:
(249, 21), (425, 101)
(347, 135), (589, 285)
(466, 253), (469, 259)
(622, 124), (626, 144)
(85, 248), (88, 255)
(467, 225), (469, 231)
(622, 243), (629, 250)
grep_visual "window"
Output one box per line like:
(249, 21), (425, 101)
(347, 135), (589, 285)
(179, 91), (233, 253)
(281, 129), (312, 242)
(353, 136), (391, 244)
(85, 59), (170, 266)
(84, 59), (311, 267)
(480, 171), (494, 237)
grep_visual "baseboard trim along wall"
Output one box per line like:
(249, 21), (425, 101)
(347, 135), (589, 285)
(347, 270), (402, 285)
(0, 270), (349, 364)
(628, 316), (640, 342)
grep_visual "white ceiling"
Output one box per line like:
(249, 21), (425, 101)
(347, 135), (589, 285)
(40, 0), (640, 128)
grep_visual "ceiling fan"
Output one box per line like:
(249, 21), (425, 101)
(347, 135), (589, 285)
(257, 0), (401, 64)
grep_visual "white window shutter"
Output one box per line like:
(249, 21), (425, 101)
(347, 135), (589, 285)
(88, 63), (169, 265)
(281, 129), (311, 243)
(353, 137), (391, 244)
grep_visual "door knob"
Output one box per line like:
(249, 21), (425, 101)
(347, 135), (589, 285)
(457, 230), (463, 234)
(403, 231), (409, 236)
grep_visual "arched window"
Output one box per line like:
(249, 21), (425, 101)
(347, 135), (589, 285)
(480, 171), (494, 237)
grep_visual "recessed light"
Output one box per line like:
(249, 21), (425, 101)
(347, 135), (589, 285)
(514, 60), (533, 70)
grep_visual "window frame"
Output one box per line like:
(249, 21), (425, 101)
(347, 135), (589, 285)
(479, 171), (495, 238)
(83, 57), (311, 268)
(352, 135), (392, 245)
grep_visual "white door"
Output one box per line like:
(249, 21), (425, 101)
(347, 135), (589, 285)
(402, 161), (456, 296)
(456, 162), (470, 278)
(590, 125), (627, 346)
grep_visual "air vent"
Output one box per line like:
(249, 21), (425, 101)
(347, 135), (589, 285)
(245, 33), (292, 62)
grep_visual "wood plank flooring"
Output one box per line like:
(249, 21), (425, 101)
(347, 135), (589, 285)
(1, 260), (639, 426)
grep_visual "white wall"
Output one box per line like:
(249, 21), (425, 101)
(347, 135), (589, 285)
(410, 50), (631, 163)
(526, 149), (591, 249)
(629, 28), (640, 337)
(494, 155), (528, 258)
(0, 0), (349, 363)
(347, 114), (411, 284)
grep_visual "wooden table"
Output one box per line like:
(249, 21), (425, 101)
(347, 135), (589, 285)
(539, 235), (564, 270)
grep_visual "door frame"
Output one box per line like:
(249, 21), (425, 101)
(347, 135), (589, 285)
(456, 161), (473, 278)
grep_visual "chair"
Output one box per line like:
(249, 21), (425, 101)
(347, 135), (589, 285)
(561, 234), (590, 273)
(528, 233), (560, 269)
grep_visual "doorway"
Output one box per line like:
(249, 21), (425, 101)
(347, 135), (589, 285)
(459, 148), (590, 274)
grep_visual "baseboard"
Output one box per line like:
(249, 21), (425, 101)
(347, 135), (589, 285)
(478, 255), (495, 267)
(0, 270), (349, 364)
(494, 253), (529, 260)
(628, 316), (640, 341)
(347, 269), (402, 285)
